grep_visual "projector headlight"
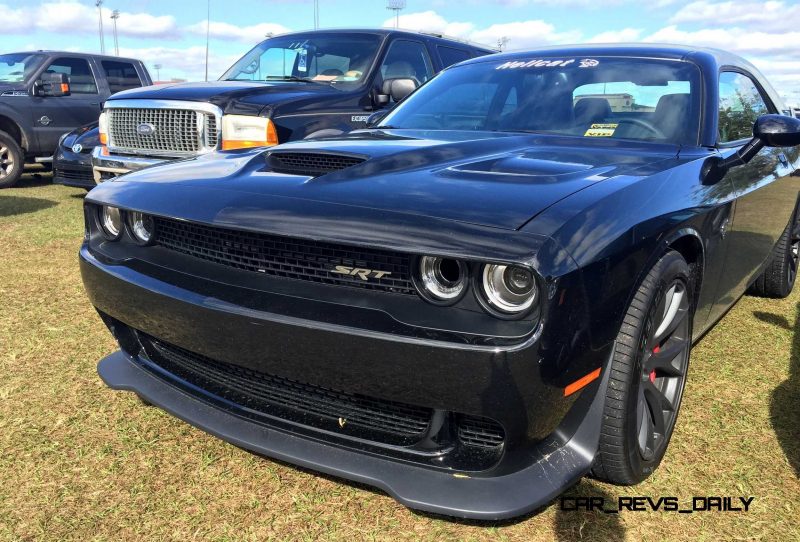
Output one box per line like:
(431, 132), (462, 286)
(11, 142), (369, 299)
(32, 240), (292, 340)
(480, 264), (537, 315)
(415, 256), (468, 304)
(221, 115), (278, 150)
(128, 211), (155, 245)
(98, 205), (122, 240)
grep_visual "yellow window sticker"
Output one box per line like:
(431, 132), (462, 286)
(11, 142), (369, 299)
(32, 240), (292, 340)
(584, 123), (618, 137)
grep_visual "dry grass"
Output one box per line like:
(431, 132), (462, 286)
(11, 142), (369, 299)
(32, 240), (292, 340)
(1, 173), (798, 541)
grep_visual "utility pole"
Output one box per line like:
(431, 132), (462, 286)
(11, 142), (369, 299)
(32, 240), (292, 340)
(96, 1), (105, 54)
(154, 63), (162, 81)
(386, 0), (405, 29)
(110, 10), (120, 56)
(205, 0), (211, 82)
(314, 0), (319, 29)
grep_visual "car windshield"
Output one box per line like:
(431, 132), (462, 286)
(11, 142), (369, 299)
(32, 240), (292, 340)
(221, 33), (382, 85)
(0, 53), (45, 84)
(380, 56), (703, 145)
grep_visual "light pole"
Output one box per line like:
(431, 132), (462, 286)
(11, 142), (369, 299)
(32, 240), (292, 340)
(314, 0), (319, 29)
(95, 0), (105, 54)
(110, 10), (120, 56)
(204, 0), (210, 82)
(154, 63), (162, 81)
(386, 0), (406, 29)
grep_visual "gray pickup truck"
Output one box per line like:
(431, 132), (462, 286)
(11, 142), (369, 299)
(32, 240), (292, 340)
(0, 51), (151, 188)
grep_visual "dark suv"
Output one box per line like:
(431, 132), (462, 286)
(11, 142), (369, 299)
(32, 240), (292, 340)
(92, 29), (494, 181)
(0, 51), (151, 188)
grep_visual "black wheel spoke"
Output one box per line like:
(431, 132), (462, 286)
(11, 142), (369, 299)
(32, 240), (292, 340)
(644, 340), (687, 376)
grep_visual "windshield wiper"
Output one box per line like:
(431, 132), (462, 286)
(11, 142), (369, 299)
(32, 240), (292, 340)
(263, 75), (324, 83)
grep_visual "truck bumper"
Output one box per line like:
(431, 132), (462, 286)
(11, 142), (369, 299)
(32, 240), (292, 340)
(91, 147), (167, 182)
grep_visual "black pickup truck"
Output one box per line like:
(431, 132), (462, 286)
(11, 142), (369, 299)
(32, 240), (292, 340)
(0, 51), (151, 188)
(92, 29), (494, 182)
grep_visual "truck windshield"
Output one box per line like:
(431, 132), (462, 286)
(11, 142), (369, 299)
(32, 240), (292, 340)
(380, 57), (703, 146)
(221, 33), (382, 85)
(0, 53), (45, 84)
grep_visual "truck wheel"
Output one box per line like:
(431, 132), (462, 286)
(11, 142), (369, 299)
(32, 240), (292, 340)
(747, 210), (799, 299)
(0, 131), (24, 189)
(591, 250), (693, 484)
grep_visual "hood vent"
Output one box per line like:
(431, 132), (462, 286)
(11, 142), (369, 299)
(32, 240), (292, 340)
(267, 152), (366, 177)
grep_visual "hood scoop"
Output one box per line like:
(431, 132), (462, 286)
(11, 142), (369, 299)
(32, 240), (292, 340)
(267, 151), (366, 177)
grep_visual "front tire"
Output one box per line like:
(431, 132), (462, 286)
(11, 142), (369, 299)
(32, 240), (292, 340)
(592, 250), (693, 484)
(0, 131), (24, 189)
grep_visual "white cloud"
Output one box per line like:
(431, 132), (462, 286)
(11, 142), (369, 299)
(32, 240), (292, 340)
(471, 21), (581, 50)
(670, 1), (800, 33)
(2, 2), (179, 39)
(383, 11), (475, 38)
(586, 28), (643, 43)
(644, 25), (800, 59)
(187, 20), (291, 43)
(117, 45), (240, 82)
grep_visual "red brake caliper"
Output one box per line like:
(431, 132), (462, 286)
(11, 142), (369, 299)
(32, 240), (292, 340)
(650, 346), (659, 383)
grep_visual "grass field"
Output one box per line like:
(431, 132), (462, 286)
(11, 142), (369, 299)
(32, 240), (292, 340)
(1, 172), (798, 541)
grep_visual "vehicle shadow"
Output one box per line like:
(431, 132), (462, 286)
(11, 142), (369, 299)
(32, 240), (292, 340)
(753, 306), (800, 477)
(0, 195), (57, 217)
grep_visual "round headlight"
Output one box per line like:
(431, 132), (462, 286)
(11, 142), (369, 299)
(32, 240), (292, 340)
(416, 256), (468, 303)
(99, 205), (122, 239)
(128, 211), (155, 244)
(481, 264), (537, 315)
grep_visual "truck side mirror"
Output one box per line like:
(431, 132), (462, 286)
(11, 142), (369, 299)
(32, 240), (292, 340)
(35, 72), (71, 97)
(381, 78), (417, 103)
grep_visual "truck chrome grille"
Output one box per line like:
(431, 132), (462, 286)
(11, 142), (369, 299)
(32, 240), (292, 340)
(153, 217), (418, 295)
(107, 107), (219, 157)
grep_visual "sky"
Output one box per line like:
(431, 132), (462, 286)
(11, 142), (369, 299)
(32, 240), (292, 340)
(2, 0), (798, 107)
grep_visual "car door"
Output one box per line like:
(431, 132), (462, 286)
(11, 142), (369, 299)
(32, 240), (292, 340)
(709, 70), (799, 319)
(29, 56), (104, 154)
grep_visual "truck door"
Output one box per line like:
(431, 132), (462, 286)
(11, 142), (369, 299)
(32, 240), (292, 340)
(29, 56), (103, 154)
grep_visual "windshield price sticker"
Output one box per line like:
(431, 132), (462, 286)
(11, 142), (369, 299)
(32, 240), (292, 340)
(584, 123), (618, 137)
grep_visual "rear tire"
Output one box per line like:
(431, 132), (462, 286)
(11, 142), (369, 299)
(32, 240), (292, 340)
(0, 130), (24, 189)
(591, 251), (693, 484)
(747, 211), (799, 299)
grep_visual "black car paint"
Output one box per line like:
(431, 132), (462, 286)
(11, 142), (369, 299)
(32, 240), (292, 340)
(105, 30), (495, 142)
(81, 45), (800, 519)
(0, 52), (151, 159)
(53, 122), (99, 189)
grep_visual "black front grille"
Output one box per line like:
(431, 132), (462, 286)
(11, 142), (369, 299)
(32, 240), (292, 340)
(153, 217), (417, 295)
(140, 335), (433, 446)
(457, 415), (505, 449)
(267, 152), (365, 176)
(56, 167), (93, 182)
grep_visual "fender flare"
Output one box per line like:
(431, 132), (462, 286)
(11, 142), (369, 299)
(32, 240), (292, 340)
(0, 104), (33, 152)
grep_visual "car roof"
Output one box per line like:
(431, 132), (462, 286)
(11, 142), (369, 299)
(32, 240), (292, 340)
(458, 43), (756, 70)
(12, 51), (144, 63)
(268, 28), (497, 53)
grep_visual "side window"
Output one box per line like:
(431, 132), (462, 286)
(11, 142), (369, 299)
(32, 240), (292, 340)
(44, 57), (98, 94)
(437, 46), (471, 68)
(380, 40), (434, 86)
(101, 60), (143, 94)
(718, 71), (771, 143)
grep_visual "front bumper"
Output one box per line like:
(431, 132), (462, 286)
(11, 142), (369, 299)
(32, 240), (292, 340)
(91, 147), (167, 183)
(81, 239), (610, 519)
(53, 148), (95, 189)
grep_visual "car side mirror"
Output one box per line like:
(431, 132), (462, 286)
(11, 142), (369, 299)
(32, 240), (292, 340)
(381, 77), (418, 103)
(35, 72), (70, 97)
(707, 114), (800, 183)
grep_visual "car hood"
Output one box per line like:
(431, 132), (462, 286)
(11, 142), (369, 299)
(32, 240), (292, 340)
(108, 80), (342, 114)
(91, 130), (682, 231)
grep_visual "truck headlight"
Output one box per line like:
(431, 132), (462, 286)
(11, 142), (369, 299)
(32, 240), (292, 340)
(221, 115), (278, 150)
(98, 112), (108, 145)
(480, 264), (537, 315)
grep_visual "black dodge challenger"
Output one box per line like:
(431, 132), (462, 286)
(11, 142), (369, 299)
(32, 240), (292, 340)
(80, 45), (800, 519)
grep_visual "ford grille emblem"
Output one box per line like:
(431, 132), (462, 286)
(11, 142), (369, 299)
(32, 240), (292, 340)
(71, 143), (83, 153)
(136, 123), (156, 136)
